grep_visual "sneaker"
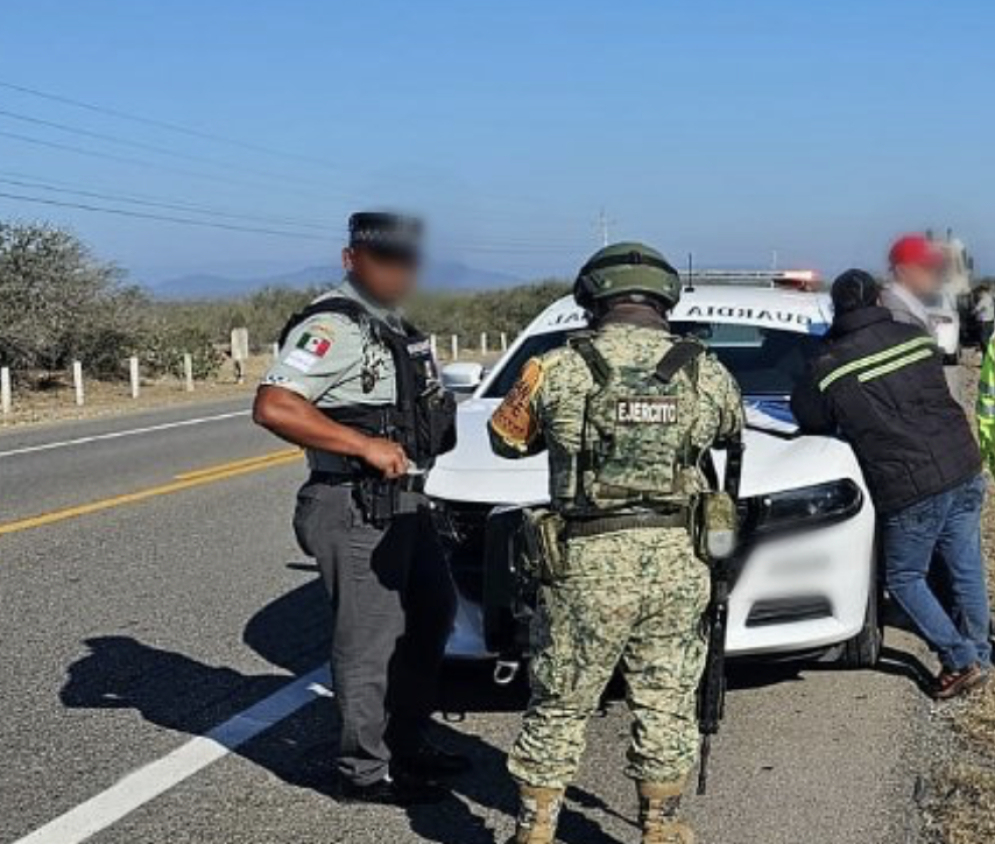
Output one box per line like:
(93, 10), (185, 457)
(934, 663), (989, 700)
(338, 773), (449, 806)
(393, 741), (473, 779)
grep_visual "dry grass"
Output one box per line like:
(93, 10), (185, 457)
(0, 350), (501, 431)
(0, 356), (270, 428)
(931, 360), (995, 844)
(931, 764), (995, 844)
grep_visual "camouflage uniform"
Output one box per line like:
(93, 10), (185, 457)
(489, 321), (743, 791)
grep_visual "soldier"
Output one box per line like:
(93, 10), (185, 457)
(488, 243), (744, 844)
(253, 212), (467, 806)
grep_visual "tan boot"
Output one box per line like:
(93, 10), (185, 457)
(637, 781), (694, 844)
(509, 785), (564, 844)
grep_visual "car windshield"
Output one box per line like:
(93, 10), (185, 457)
(483, 322), (823, 398)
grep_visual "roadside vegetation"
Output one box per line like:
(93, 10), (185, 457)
(1, 222), (222, 384)
(932, 551), (995, 842)
(926, 370), (995, 844)
(0, 220), (567, 416)
(150, 278), (571, 352)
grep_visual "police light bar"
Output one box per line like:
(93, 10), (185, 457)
(680, 270), (822, 291)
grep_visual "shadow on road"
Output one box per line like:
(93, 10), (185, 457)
(63, 564), (893, 844)
(57, 568), (621, 844)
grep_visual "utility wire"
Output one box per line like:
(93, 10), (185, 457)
(0, 129), (343, 203)
(0, 190), (328, 240)
(0, 172), (586, 250)
(0, 126), (585, 243)
(0, 108), (343, 192)
(0, 79), (589, 230)
(0, 190), (581, 255)
(0, 173), (335, 232)
(0, 79), (344, 172)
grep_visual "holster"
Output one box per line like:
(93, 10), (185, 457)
(519, 508), (566, 585)
(353, 479), (399, 527)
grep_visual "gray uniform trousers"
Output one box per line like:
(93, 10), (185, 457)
(293, 477), (457, 785)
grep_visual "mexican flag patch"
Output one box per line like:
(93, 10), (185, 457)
(296, 332), (332, 357)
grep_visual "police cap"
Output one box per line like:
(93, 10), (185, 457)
(574, 242), (682, 311)
(348, 211), (423, 262)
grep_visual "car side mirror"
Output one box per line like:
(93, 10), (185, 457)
(441, 362), (485, 394)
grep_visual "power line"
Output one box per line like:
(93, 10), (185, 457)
(0, 172), (335, 232)
(0, 189), (584, 255)
(0, 108), (334, 189)
(0, 190), (329, 240)
(0, 79), (345, 172)
(0, 129), (342, 203)
(0, 78), (592, 231)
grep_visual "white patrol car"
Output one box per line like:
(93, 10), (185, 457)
(427, 284), (882, 669)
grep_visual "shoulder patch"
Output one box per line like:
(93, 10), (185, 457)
(490, 358), (544, 448)
(296, 329), (333, 358)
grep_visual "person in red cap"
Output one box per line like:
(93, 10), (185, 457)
(879, 234), (948, 333)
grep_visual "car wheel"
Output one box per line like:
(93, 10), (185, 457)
(839, 581), (883, 669)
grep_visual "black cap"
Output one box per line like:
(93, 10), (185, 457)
(831, 269), (880, 315)
(348, 211), (423, 261)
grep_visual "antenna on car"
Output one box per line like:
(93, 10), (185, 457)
(686, 252), (695, 292)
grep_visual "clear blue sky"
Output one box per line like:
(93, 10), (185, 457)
(1, 0), (993, 283)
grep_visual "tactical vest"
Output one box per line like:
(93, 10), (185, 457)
(278, 297), (457, 468)
(564, 333), (706, 514)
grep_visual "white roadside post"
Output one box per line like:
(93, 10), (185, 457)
(430, 334), (438, 359)
(1, 366), (11, 416)
(72, 361), (85, 406)
(231, 327), (250, 384)
(480, 332), (488, 355)
(129, 356), (140, 399)
(183, 353), (194, 392)
(500, 331), (508, 352)
(450, 334), (459, 361)
(271, 341), (280, 361)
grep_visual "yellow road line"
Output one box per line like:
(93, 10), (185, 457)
(174, 448), (301, 480)
(0, 451), (303, 537)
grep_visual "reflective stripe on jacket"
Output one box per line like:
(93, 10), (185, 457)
(792, 306), (981, 515)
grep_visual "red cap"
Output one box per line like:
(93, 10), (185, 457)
(889, 234), (946, 270)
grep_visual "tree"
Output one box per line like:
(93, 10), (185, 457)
(0, 222), (150, 379)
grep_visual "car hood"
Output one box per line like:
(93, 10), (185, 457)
(426, 397), (865, 505)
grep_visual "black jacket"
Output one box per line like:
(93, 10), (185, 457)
(791, 306), (980, 515)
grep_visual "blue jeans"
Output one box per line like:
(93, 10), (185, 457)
(882, 473), (992, 670)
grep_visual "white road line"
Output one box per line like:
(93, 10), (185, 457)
(12, 667), (330, 844)
(0, 410), (251, 460)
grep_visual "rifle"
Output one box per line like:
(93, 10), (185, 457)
(696, 435), (744, 795)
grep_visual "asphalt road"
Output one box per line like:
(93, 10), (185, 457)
(0, 400), (935, 844)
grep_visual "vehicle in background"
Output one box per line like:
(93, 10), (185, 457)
(927, 229), (977, 346)
(430, 281), (882, 671)
(925, 289), (963, 363)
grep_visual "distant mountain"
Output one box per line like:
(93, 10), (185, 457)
(150, 260), (522, 300)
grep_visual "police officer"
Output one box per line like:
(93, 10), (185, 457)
(488, 243), (743, 844)
(253, 212), (467, 805)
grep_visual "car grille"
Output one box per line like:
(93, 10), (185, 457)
(438, 502), (492, 603)
(746, 597), (833, 628)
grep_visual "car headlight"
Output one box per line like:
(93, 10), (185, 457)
(745, 480), (863, 538)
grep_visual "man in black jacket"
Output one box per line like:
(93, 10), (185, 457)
(792, 270), (991, 699)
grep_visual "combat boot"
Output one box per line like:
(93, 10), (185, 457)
(637, 781), (694, 844)
(509, 785), (564, 844)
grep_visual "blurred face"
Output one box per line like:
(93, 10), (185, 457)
(893, 262), (942, 299)
(342, 246), (419, 306)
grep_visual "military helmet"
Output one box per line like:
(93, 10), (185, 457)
(573, 242), (682, 311)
